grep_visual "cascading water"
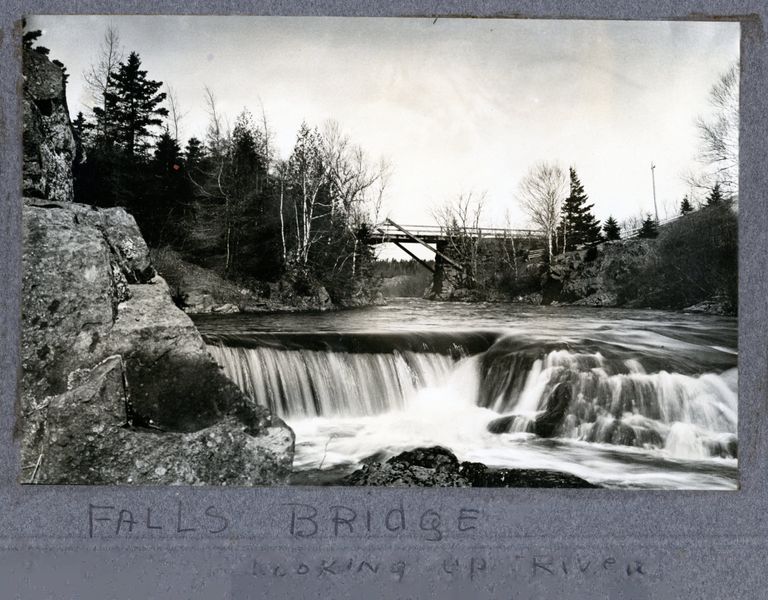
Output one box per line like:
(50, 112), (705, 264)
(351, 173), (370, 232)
(207, 344), (455, 418)
(195, 300), (739, 489)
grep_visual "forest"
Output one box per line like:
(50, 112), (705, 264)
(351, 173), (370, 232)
(24, 24), (739, 312)
(25, 26), (388, 306)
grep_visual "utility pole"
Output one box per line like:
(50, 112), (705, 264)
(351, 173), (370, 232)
(650, 162), (659, 222)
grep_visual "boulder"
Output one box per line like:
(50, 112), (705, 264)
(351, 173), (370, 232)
(534, 383), (572, 437)
(21, 201), (295, 484)
(212, 302), (239, 314)
(609, 421), (638, 446)
(682, 297), (731, 316)
(33, 356), (292, 485)
(342, 446), (597, 488)
(387, 446), (460, 471)
(21, 202), (125, 422)
(100, 277), (278, 433)
(458, 461), (598, 488)
(486, 383), (571, 437)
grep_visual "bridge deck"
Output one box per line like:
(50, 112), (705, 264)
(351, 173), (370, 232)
(369, 220), (544, 244)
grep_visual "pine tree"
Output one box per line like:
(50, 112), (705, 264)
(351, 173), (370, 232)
(638, 214), (659, 239)
(706, 182), (724, 206)
(557, 167), (602, 252)
(97, 52), (167, 158)
(22, 21), (49, 54)
(184, 137), (205, 171)
(602, 216), (621, 241)
(680, 195), (694, 215)
(136, 130), (190, 245)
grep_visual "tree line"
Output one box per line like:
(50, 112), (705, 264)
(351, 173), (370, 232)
(34, 25), (388, 302)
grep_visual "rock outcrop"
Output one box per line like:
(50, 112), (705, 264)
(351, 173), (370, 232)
(487, 383), (572, 436)
(21, 201), (295, 484)
(23, 48), (76, 203)
(20, 49), (294, 485)
(542, 240), (652, 306)
(343, 446), (597, 488)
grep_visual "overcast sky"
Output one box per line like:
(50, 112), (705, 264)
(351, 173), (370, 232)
(30, 16), (739, 258)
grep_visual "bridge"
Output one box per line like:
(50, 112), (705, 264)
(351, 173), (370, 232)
(367, 219), (546, 295)
(369, 218), (545, 273)
(368, 216), (675, 295)
(369, 219), (543, 245)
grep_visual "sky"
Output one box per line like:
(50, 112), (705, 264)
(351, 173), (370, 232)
(29, 16), (739, 259)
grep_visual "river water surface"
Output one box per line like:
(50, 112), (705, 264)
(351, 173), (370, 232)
(194, 299), (738, 490)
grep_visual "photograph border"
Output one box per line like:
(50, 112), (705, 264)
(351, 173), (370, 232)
(0, 1), (766, 597)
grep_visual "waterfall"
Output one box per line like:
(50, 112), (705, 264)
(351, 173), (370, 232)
(208, 344), (455, 418)
(478, 345), (738, 459)
(206, 332), (737, 461)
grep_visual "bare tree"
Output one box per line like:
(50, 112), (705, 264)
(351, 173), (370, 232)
(256, 97), (275, 170)
(432, 191), (486, 287)
(689, 62), (739, 198)
(320, 120), (382, 218)
(517, 161), (567, 262)
(83, 25), (123, 139)
(165, 84), (187, 141)
(501, 208), (519, 280)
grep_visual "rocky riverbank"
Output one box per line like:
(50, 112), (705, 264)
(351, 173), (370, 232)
(20, 47), (294, 485)
(152, 247), (386, 315)
(426, 235), (735, 316)
(21, 200), (295, 484)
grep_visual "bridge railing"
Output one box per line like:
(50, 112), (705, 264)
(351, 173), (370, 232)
(372, 222), (544, 240)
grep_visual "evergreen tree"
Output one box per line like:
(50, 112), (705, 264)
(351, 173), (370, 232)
(602, 216), (621, 241)
(557, 167), (602, 252)
(96, 52), (167, 158)
(637, 214), (659, 239)
(135, 130), (190, 245)
(706, 182), (724, 207)
(680, 195), (694, 215)
(184, 137), (205, 171)
(22, 24), (42, 50)
(22, 21), (50, 55)
(72, 111), (94, 143)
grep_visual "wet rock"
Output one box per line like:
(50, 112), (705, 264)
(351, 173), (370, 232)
(343, 446), (598, 488)
(609, 421), (637, 446)
(212, 303), (239, 314)
(572, 291), (618, 307)
(387, 446), (460, 472)
(705, 434), (738, 459)
(486, 384), (571, 437)
(458, 461), (598, 488)
(487, 415), (521, 434)
(534, 383), (571, 437)
(635, 427), (664, 448)
(682, 297), (731, 316)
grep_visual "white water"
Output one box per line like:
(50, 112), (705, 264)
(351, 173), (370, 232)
(197, 300), (738, 490)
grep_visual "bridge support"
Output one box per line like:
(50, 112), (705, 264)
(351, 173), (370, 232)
(429, 240), (462, 299)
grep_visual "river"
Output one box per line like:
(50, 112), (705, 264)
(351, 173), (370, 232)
(193, 299), (738, 490)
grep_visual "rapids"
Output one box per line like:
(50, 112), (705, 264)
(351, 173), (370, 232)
(194, 299), (738, 490)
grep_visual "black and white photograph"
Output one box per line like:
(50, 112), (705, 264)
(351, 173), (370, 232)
(20, 15), (739, 489)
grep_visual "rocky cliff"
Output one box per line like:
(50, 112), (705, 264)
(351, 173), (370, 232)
(23, 49), (76, 203)
(542, 239), (652, 307)
(20, 47), (294, 484)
